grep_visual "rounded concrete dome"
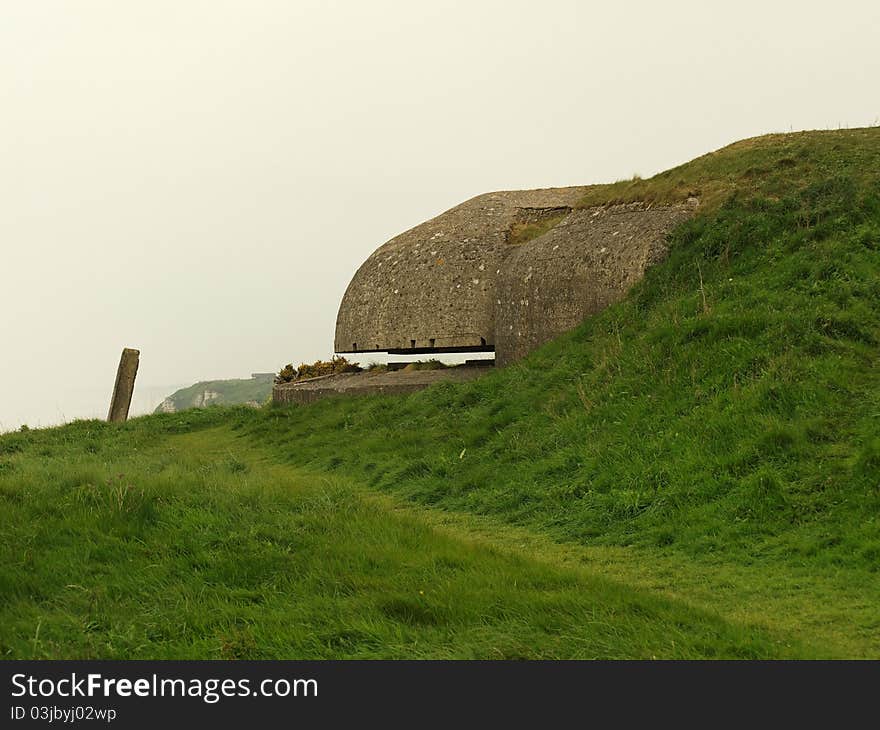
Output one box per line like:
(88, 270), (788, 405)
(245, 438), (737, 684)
(334, 187), (585, 354)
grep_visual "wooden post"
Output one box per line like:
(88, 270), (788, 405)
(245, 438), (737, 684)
(108, 348), (140, 423)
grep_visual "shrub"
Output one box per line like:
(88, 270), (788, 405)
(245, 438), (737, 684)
(402, 359), (450, 372)
(275, 356), (361, 384)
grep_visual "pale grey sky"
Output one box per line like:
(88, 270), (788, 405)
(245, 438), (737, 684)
(2, 0), (878, 429)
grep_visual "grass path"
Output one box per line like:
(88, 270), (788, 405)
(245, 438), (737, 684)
(369, 487), (880, 659)
(214, 427), (878, 658)
(0, 424), (812, 659)
(2, 422), (875, 658)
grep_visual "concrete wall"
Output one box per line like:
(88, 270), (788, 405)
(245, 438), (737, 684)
(273, 380), (431, 405)
(334, 187), (587, 353)
(273, 367), (487, 405)
(495, 202), (695, 365)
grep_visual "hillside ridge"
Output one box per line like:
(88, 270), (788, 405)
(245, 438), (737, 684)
(155, 373), (272, 413)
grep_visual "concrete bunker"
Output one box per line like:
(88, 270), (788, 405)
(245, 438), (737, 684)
(334, 187), (696, 366)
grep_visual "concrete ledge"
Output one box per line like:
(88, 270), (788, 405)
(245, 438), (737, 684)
(272, 366), (488, 405)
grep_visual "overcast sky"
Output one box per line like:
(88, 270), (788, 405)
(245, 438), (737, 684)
(2, 0), (878, 430)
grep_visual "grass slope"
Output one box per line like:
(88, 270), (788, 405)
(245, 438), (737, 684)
(0, 419), (792, 658)
(2, 128), (879, 658)
(244, 129), (880, 563)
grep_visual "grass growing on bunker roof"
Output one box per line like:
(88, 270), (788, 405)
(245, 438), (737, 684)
(577, 127), (880, 211)
(507, 212), (569, 246)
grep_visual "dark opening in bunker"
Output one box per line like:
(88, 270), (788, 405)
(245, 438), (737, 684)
(429, 338), (435, 348)
(410, 340), (416, 348)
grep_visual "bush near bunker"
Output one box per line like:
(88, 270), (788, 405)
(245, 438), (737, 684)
(276, 356), (361, 384)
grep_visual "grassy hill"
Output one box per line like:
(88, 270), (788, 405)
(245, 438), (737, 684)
(2, 128), (879, 658)
(154, 374), (273, 413)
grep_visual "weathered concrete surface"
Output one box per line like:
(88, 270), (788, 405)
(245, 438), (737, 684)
(495, 202), (695, 365)
(334, 187), (587, 353)
(107, 348), (140, 423)
(273, 366), (487, 405)
(335, 185), (696, 365)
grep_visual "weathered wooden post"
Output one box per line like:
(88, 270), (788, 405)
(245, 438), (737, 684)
(107, 348), (140, 423)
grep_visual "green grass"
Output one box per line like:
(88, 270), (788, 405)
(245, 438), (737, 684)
(0, 420), (795, 658)
(578, 127), (880, 211)
(507, 212), (569, 246)
(2, 128), (880, 658)
(401, 359), (450, 371)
